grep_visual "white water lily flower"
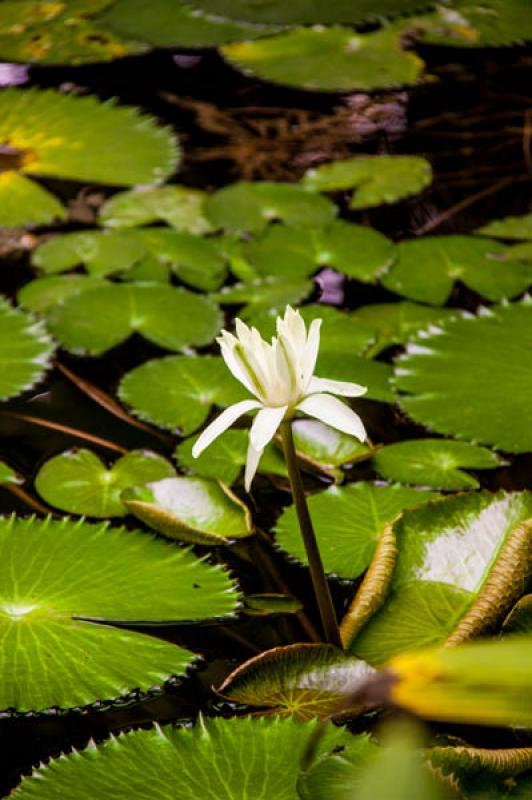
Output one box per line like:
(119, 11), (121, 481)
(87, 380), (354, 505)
(192, 306), (367, 490)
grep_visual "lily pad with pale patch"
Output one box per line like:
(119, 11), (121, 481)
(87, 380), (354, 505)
(31, 231), (146, 277)
(17, 275), (107, 313)
(0, 460), (22, 486)
(292, 419), (372, 480)
(34, 449), (176, 517)
(99, 185), (214, 234)
(0, 295), (54, 400)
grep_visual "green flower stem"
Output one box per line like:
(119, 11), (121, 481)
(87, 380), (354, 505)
(280, 419), (342, 648)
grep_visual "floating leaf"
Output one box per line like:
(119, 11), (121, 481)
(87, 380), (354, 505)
(47, 283), (222, 355)
(0, 171), (65, 227)
(122, 476), (252, 545)
(218, 643), (375, 720)
(303, 156), (432, 209)
(118, 355), (246, 435)
(17, 275), (107, 313)
(502, 595), (532, 635)
(350, 301), (456, 355)
(213, 276), (314, 318)
(373, 439), (503, 490)
(99, 185), (214, 233)
(352, 491), (532, 665)
(206, 181), (337, 234)
(222, 26), (424, 92)
(421, 0), (532, 48)
(31, 231), (146, 277)
(34, 449), (175, 517)
(382, 236), (532, 305)
(394, 303), (532, 453)
(292, 419), (372, 480)
(0, 460), (22, 486)
(275, 482), (439, 579)
(477, 212), (532, 240)
(0, 296), (54, 400)
(122, 256), (171, 284)
(299, 732), (379, 800)
(11, 715), (345, 799)
(243, 221), (395, 283)
(317, 352), (395, 403)
(243, 594), (303, 616)
(0, 515), (239, 711)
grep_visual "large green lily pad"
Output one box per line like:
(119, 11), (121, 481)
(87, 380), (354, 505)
(0, 171), (65, 227)
(394, 302), (532, 453)
(34, 449), (175, 517)
(299, 732), (379, 800)
(275, 482), (439, 579)
(17, 275), (107, 313)
(0, 295), (54, 400)
(351, 491), (532, 665)
(420, 0), (532, 47)
(303, 156), (432, 209)
(31, 231), (146, 277)
(47, 283), (222, 355)
(0, 515), (239, 711)
(349, 302), (456, 355)
(118, 355), (247, 434)
(99, 185), (213, 233)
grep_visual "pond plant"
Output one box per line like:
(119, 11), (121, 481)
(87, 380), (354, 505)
(0, 1), (532, 799)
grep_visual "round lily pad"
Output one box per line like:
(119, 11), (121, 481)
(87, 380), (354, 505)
(292, 419), (372, 480)
(118, 355), (247, 435)
(31, 231), (147, 277)
(349, 302), (456, 355)
(0, 295), (54, 400)
(0, 515), (239, 711)
(303, 156), (432, 209)
(206, 181), (337, 234)
(0, 171), (65, 227)
(99, 185), (214, 233)
(46, 283), (222, 355)
(382, 236), (532, 305)
(213, 276), (314, 319)
(477, 213), (532, 240)
(122, 476), (253, 545)
(275, 482), (439, 579)
(394, 302), (532, 453)
(34, 449), (176, 517)
(372, 439), (503, 490)
(221, 26), (424, 92)
(17, 275), (107, 314)
(11, 715), (346, 799)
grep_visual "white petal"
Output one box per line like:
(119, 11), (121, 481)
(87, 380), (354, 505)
(219, 342), (260, 399)
(307, 376), (367, 398)
(249, 405), (288, 451)
(244, 440), (263, 492)
(302, 318), (322, 385)
(297, 393), (367, 442)
(192, 400), (261, 457)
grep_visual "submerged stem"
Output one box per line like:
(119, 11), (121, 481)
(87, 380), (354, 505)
(279, 419), (342, 648)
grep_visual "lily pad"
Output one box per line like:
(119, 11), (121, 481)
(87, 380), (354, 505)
(118, 355), (247, 435)
(0, 171), (65, 227)
(10, 715), (345, 799)
(299, 732), (379, 800)
(0, 515), (239, 711)
(123, 476), (252, 545)
(221, 26), (424, 92)
(243, 221), (395, 283)
(351, 491), (532, 665)
(213, 276), (314, 318)
(421, 0), (532, 48)
(205, 181), (337, 234)
(17, 275), (107, 313)
(0, 295), (54, 400)
(0, 460), (22, 486)
(99, 185), (214, 233)
(31, 231), (146, 277)
(350, 301), (456, 355)
(275, 482), (439, 579)
(394, 302), (532, 453)
(382, 236), (532, 305)
(303, 156), (432, 209)
(316, 352), (395, 403)
(373, 439), (503, 490)
(46, 283), (222, 355)
(292, 419), (372, 479)
(218, 643), (374, 719)
(34, 449), (175, 517)
(477, 212), (532, 240)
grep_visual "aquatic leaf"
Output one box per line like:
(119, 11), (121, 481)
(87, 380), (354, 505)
(275, 482), (439, 579)
(213, 276), (314, 318)
(31, 231), (146, 277)
(421, 0), (532, 47)
(206, 181), (337, 234)
(373, 439), (503, 490)
(298, 732), (379, 800)
(122, 476), (252, 545)
(243, 594), (303, 616)
(292, 419), (372, 479)
(99, 185), (214, 233)
(351, 491), (532, 665)
(0, 515), (239, 711)
(317, 352), (395, 403)
(243, 221), (395, 283)
(477, 212), (532, 240)
(218, 643), (375, 719)
(34, 449), (175, 517)
(0, 171), (65, 227)
(118, 355), (247, 435)
(350, 301), (456, 355)
(382, 236), (532, 305)
(0, 296), (54, 400)
(0, 460), (22, 486)
(17, 275), (107, 313)
(502, 595), (532, 635)
(11, 715), (345, 799)
(121, 256), (171, 283)
(394, 302), (532, 452)
(222, 26), (424, 92)
(303, 156), (432, 209)
(47, 283), (222, 355)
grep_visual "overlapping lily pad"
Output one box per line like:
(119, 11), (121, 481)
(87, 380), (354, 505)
(394, 302), (532, 452)
(420, 0), (532, 47)
(303, 156), (432, 209)
(351, 491), (532, 665)
(350, 302), (456, 355)
(213, 277), (314, 318)
(275, 482), (439, 579)
(31, 231), (146, 277)
(17, 275), (107, 313)
(299, 732), (379, 800)
(221, 26), (424, 92)
(0, 171), (66, 227)
(47, 284), (222, 355)
(99, 185), (214, 233)
(477, 213), (532, 240)
(0, 515), (239, 711)
(292, 419), (372, 480)
(0, 460), (22, 486)
(34, 449), (175, 517)
(0, 296), (54, 400)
